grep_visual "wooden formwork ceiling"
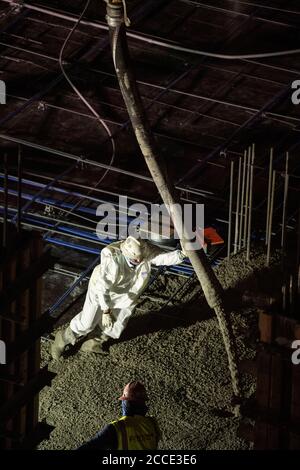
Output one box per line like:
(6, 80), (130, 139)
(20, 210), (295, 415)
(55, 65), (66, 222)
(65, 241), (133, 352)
(0, 0), (299, 224)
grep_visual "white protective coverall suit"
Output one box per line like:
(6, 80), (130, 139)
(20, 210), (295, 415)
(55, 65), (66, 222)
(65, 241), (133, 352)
(70, 240), (185, 340)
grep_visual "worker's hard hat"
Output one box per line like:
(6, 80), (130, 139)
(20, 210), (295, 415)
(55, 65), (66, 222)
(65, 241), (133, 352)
(119, 381), (148, 404)
(121, 236), (145, 264)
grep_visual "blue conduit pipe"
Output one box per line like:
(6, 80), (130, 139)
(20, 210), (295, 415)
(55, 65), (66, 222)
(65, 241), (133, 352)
(0, 186), (132, 224)
(45, 236), (193, 276)
(48, 256), (100, 317)
(11, 162), (79, 224)
(2, 183), (223, 270)
(0, 207), (195, 276)
(0, 174), (145, 207)
(44, 236), (102, 256)
(45, 235), (192, 273)
(0, 174), (112, 206)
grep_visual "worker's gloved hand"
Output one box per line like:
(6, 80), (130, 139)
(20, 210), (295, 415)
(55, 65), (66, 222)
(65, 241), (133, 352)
(102, 310), (114, 329)
(180, 245), (189, 259)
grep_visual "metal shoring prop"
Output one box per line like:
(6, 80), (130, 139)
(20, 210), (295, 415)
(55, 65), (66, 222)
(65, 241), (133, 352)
(297, 209), (300, 317)
(289, 274), (294, 317)
(233, 156), (242, 255)
(17, 145), (22, 233)
(266, 170), (276, 267)
(238, 150), (247, 251)
(2, 153), (8, 248)
(281, 152), (289, 250)
(266, 148), (273, 245)
(246, 144), (255, 261)
(227, 160), (234, 259)
(243, 146), (251, 248)
(281, 153), (289, 315)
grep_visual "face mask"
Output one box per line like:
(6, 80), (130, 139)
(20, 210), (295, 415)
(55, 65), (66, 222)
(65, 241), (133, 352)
(125, 256), (140, 267)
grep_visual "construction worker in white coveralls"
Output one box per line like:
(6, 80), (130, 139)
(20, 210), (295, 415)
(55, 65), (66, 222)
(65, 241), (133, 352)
(51, 236), (186, 359)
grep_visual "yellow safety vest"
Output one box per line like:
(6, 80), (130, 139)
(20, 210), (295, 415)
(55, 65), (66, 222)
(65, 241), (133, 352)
(111, 415), (159, 450)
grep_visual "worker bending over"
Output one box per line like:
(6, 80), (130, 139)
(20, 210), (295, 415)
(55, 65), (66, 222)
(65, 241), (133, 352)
(51, 236), (186, 359)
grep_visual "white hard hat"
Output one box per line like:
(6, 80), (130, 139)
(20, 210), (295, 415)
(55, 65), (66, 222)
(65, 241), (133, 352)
(121, 236), (144, 263)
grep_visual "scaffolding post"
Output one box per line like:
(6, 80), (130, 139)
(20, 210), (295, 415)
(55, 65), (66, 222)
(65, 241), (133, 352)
(246, 144), (255, 261)
(266, 148), (273, 245)
(227, 160), (234, 259)
(234, 156), (242, 255)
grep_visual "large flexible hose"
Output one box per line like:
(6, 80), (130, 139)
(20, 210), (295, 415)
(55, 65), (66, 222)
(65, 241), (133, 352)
(104, 0), (241, 404)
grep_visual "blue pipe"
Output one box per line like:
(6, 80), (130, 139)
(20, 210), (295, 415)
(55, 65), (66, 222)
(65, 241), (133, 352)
(168, 265), (193, 275)
(0, 186), (132, 223)
(0, 174), (148, 208)
(48, 255), (100, 316)
(50, 223), (112, 243)
(1, 174), (114, 207)
(12, 162), (77, 223)
(1, 186), (95, 215)
(0, 205), (195, 275)
(0, 207), (114, 242)
(22, 214), (107, 241)
(45, 236), (101, 257)
(45, 236), (193, 278)
(45, 232), (193, 275)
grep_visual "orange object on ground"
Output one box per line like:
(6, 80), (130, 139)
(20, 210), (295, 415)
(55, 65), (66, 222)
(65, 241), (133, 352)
(196, 227), (224, 252)
(204, 227), (224, 246)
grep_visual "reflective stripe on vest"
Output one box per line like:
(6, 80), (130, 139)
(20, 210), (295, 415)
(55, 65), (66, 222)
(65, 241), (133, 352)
(111, 416), (158, 450)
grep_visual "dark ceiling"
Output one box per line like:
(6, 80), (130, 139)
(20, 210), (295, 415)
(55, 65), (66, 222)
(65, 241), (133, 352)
(0, 0), (300, 252)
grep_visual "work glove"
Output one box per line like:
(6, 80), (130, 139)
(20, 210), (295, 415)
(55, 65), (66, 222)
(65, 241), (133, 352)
(102, 310), (114, 329)
(180, 245), (189, 259)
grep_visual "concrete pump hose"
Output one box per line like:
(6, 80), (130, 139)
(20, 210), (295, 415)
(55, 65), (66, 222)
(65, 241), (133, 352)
(105, 0), (242, 407)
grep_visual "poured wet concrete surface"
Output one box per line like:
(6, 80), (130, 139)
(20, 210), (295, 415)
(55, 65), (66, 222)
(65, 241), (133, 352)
(38, 248), (281, 450)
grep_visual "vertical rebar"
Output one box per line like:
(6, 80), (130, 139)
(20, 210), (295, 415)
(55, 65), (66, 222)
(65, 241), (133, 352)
(243, 146), (251, 248)
(266, 170), (276, 267)
(297, 265), (300, 319)
(238, 150), (247, 251)
(281, 152), (289, 249)
(17, 145), (22, 233)
(266, 148), (273, 245)
(3, 153), (8, 248)
(297, 208), (300, 272)
(289, 274), (294, 317)
(234, 157), (242, 255)
(246, 144), (255, 261)
(282, 283), (287, 313)
(227, 160), (234, 259)
(297, 210), (300, 318)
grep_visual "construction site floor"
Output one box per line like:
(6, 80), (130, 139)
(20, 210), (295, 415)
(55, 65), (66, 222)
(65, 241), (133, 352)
(38, 247), (281, 450)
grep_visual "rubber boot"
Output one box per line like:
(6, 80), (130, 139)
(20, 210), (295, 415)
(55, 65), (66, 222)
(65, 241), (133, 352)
(51, 325), (78, 360)
(80, 333), (110, 354)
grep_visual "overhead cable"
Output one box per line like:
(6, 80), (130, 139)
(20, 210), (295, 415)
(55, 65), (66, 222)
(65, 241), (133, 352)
(58, 0), (116, 185)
